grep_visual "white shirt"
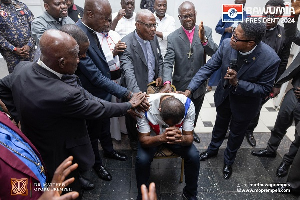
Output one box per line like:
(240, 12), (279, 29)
(112, 12), (136, 39)
(137, 93), (195, 136)
(37, 59), (63, 79)
(155, 13), (176, 57)
(97, 30), (121, 72)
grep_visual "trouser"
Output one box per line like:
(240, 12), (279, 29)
(87, 118), (114, 168)
(135, 142), (200, 199)
(267, 89), (300, 165)
(287, 140), (300, 191)
(245, 97), (270, 135)
(207, 97), (252, 165)
(125, 113), (138, 144)
(191, 93), (205, 126)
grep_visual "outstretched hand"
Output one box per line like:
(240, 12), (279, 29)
(38, 156), (79, 200)
(198, 21), (205, 42)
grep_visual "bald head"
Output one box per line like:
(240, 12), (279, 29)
(178, 1), (195, 14)
(82, 0), (112, 32)
(135, 9), (154, 22)
(40, 29), (79, 74)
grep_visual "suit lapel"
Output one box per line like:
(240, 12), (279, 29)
(77, 20), (107, 62)
(150, 39), (158, 65)
(178, 27), (190, 44)
(237, 44), (262, 78)
(133, 34), (147, 66)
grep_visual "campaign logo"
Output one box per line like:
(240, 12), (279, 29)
(222, 4), (243, 22)
(11, 178), (28, 196)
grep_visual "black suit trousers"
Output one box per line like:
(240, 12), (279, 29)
(267, 89), (300, 165)
(208, 96), (252, 165)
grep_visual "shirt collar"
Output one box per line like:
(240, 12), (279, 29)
(37, 59), (63, 79)
(182, 26), (195, 34)
(135, 30), (148, 43)
(239, 45), (257, 56)
(72, 4), (77, 11)
(154, 12), (166, 21)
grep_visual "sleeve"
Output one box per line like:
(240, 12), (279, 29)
(0, 35), (15, 52)
(274, 37), (292, 87)
(136, 112), (151, 134)
(78, 55), (129, 99)
(62, 88), (130, 119)
(215, 18), (226, 35)
(187, 39), (224, 92)
(162, 35), (175, 83)
(119, 44), (141, 93)
(203, 26), (218, 56)
(31, 17), (47, 45)
(0, 74), (19, 121)
(24, 4), (35, 48)
(162, 17), (176, 41)
(182, 101), (195, 131)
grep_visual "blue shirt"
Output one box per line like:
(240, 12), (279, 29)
(0, 122), (46, 188)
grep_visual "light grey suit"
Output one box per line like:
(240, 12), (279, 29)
(163, 25), (218, 124)
(120, 31), (163, 93)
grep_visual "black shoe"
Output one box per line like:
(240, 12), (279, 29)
(193, 132), (200, 143)
(79, 176), (95, 190)
(251, 149), (276, 157)
(182, 190), (197, 200)
(93, 165), (112, 181)
(104, 150), (127, 161)
(223, 164), (232, 179)
(246, 132), (256, 147)
(276, 162), (290, 177)
(199, 150), (218, 161)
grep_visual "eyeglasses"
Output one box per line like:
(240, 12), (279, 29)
(137, 21), (157, 29)
(178, 14), (195, 20)
(231, 29), (254, 43)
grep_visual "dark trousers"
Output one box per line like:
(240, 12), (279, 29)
(267, 89), (300, 165)
(135, 142), (200, 199)
(191, 93), (205, 126)
(245, 97), (269, 135)
(287, 143), (300, 191)
(87, 118), (114, 168)
(125, 113), (138, 143)
(207, 97), (252, 165)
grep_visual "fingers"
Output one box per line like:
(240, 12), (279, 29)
(141, 184), (149, 200)
(149, 182), (157, 200)
(58, 192), (80, 200)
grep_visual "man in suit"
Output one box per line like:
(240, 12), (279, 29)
(76, 0), (142, 181)
(163, 1), (218, 143)
(0, 29), (145, 194)
(252, 0), (300, 178)
(120, 9), (163, 150)
(31, 0), (74, 45)
(185, 21), (280, 179)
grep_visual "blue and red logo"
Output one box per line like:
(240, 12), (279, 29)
(222, 4), (243, 22)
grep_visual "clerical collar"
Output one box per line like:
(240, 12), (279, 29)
(182, 26), (195, 33)
(135, 30), (148, 43)
(37, 59), (63, 79)
(267, 26), (277, 31)
(239, 45), (257, 55)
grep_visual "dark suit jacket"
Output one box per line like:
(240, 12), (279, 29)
(120, 31), (163, 93)
(0, 112), (44, 200)
(187, 39), (280, 120)
(163, 25), (218, 98)
(76, 19), (128, 101)
(0, 61), (130, 181)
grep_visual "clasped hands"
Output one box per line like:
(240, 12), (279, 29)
(161, 127), (183, 144)
(14, 45), (30, 58)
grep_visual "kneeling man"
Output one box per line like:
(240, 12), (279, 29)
(135, 93), (200, 200)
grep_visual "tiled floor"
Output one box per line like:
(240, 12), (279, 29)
(83, 89), (299, 200)
(0, 59), (298, 199)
